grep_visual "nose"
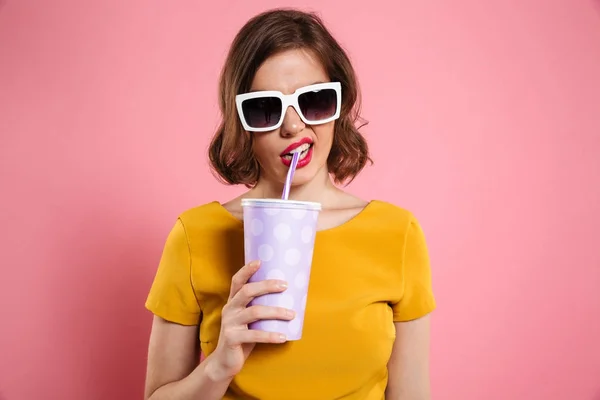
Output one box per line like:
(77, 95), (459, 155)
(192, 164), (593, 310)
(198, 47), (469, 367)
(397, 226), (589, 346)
(280, 106), (305, 137)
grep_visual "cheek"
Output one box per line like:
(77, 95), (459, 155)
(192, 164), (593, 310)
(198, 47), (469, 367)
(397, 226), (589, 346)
(313, 124), (335, 154)
(251, 135), (278, 163)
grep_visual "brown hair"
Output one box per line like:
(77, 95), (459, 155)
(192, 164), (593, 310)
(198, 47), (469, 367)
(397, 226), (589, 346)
(208, 8), (372, 187)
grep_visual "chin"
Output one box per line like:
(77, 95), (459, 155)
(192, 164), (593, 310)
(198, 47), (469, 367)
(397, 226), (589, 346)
(289, 174), (313, 186)
(288, 163), (324, 186)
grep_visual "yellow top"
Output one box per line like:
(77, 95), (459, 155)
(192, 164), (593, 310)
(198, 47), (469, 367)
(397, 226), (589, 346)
(145, 200), (436, 400)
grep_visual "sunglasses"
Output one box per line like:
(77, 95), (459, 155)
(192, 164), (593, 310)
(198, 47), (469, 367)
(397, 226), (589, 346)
(235, 82), (341, 132)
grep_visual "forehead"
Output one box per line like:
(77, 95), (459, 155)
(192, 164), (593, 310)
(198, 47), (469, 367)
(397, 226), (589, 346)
(250, 49), (329, 94)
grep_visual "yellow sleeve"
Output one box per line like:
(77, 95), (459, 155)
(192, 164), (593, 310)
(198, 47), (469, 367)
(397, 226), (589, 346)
(145, 218), (201, 326)
(392, 217), (436, 322)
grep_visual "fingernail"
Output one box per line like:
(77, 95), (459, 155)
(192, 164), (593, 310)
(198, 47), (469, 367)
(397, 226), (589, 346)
(286, 309), (295, 318)
(278, 334), (287, 342)
(278, 281), (288, 289)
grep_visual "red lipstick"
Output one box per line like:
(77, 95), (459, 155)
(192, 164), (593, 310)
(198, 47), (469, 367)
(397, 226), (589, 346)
(279, 137), (314, 156)
(280, 137), (314, 169)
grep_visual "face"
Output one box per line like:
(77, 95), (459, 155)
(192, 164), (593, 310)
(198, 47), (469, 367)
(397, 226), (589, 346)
(245, 49), (335, 186)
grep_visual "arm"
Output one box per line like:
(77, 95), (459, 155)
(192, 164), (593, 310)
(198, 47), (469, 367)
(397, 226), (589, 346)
(385, 315), (432, 400)
(144, 218), (231, 399)
(144, 258), (290, 400)
(144, 316), (233, 400)
(143, 220), (292, 399)
(387, 215), (436, 399)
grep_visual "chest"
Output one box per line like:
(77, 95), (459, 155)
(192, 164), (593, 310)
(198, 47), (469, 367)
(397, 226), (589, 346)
(196, 236), (401, 361)
(230, 266), (397, 399)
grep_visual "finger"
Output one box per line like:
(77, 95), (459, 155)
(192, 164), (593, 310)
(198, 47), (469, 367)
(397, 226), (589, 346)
(231, 329), (288, 344)
(230, 279), (288, 308)
(236, 305), (296, 325)
(229, 260), (260, 299)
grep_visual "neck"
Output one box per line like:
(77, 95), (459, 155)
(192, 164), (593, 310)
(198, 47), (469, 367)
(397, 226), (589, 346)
(250, 166), (339, 205)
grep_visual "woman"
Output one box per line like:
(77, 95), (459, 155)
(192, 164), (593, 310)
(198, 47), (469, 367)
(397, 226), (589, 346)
(144, 8), (436, 400)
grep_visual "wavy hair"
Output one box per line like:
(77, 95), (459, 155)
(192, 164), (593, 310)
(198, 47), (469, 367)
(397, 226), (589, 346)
(208, 8), (372, 187)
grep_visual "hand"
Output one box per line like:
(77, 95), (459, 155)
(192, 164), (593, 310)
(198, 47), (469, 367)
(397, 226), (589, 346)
(209, 260), (294, 380)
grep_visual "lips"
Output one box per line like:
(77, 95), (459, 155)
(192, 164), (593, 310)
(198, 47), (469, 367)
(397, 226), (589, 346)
(281, 145), (313, 168)
(280, 137), (314, 156)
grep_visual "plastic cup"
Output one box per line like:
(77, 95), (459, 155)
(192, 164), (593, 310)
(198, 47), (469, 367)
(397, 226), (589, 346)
(242, 198), (321, 341)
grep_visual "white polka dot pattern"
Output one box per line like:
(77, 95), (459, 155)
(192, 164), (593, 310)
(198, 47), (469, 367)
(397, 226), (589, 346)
(266, 269), (286, 281)
(294, 271), (307, 289)
(284, 248), (301, 266)
(273, 223), (292, 243)
(301, 226), (313, 244)
(263, 207), (280, 216)
(279, 293), (295, 309)
(242, 202), (320, 340)
(291, 208), (307, 220)
(257, 244), (274, 261)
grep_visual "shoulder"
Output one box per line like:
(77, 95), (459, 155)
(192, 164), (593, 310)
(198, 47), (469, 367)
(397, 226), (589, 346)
(175, 201), (239, 236)
(178, 201), (223, 221)
(361, 200), (431, 252)
(368, 200), (420, 230)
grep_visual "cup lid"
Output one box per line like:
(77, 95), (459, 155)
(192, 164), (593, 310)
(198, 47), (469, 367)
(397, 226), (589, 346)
(241, 198), (321, 211)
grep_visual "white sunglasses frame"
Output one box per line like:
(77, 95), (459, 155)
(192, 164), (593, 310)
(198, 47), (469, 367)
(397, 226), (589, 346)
(235, 82), (342, 132)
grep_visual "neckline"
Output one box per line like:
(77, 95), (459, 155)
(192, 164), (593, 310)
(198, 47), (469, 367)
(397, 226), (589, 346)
(213, 199), (380, 234)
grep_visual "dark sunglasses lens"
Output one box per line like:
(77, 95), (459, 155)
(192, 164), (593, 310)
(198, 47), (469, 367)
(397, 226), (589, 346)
(298, 88), (337, 121)
(241, 97), (282, 129)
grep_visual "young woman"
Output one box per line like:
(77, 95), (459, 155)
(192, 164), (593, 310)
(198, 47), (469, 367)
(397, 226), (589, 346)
(144, 8), (436, 400)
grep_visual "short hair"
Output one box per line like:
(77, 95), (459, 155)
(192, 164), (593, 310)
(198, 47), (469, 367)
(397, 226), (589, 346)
(208, 8), (372, 187)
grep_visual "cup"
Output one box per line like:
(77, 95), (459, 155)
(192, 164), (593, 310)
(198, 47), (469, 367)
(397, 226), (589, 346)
(241, 198), (321, 341)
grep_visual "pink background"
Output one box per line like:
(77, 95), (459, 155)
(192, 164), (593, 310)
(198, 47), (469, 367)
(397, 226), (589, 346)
(1, 1), (599, 399)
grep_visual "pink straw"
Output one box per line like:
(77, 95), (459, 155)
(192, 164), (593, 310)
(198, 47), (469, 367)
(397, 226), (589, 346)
(282, 151), (300, 200)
